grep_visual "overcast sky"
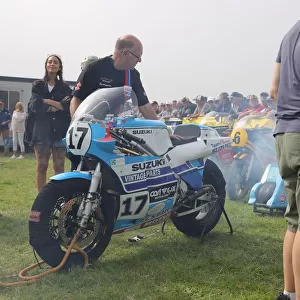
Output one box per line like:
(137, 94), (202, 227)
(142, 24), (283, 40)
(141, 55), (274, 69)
(0, 0), (299, 102)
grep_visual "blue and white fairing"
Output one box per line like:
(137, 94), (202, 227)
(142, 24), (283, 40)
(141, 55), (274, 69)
(63, 87), (216, 233)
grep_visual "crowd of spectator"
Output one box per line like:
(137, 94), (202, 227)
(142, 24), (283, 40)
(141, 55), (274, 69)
(150, 92), (276, 121)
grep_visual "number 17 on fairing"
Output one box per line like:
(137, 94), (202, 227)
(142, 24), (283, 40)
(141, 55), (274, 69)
(66, 122), (92, 156)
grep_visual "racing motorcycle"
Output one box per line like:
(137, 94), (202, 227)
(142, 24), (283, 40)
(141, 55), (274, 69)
(181, 113), (235, 181)
(227, 115), (277, 201)
(29, 87), (229, 270)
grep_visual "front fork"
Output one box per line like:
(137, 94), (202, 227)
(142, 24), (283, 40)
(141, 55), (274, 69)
(244, 154), (254, 182)
(77, 163), (102, 228)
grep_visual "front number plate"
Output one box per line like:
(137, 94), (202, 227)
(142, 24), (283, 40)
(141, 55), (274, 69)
(66, 122), (92, 156)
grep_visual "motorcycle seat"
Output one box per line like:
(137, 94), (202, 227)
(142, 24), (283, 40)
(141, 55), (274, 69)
(171, 124), (201, 146)
(173, 124), (202, 138)
(171, 136), (198, 146)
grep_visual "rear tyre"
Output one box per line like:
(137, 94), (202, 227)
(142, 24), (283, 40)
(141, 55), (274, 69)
(171, 159), (226, 237)
(29, 178), (116, 269)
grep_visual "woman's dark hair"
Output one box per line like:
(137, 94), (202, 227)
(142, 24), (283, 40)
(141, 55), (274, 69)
(43, 55), (64, 82)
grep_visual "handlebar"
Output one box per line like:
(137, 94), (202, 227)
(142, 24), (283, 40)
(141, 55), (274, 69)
(121, 130), (146, 145)
(110, 128), (157, 156)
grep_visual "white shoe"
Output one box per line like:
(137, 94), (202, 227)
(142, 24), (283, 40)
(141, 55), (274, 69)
(11, 155), (16, 159)
(17, 155), (25, 159)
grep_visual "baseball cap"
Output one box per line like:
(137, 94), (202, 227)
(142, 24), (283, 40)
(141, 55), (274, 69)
(207, 97), (216, 102)
(193, 95), (207, 102)
(166, 102), (172, 105)
(81, 55), (98, 70)
(260, 92), (269, 97)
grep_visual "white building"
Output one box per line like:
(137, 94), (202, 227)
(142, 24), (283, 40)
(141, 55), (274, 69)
(0, 76), (76, 112)
(0, 76), (76, 146)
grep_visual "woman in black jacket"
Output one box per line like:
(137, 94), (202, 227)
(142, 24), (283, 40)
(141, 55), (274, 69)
(28, 54), (72, 192)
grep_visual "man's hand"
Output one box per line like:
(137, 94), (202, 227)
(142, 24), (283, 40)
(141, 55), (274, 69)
(139, 103), (158, 120)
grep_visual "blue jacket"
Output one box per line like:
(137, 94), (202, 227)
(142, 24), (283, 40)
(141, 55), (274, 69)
(0, 108), (12, 130)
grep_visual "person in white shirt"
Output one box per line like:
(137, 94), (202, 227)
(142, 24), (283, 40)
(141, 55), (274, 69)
(11, 102), (26, 159)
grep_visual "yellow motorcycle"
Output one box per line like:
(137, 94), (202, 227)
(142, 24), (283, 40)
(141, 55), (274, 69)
(227, 115), (277, 201)
(183, 112), (236, 136)
(182, 113), (236, 181)
(182, 116), (204, 125)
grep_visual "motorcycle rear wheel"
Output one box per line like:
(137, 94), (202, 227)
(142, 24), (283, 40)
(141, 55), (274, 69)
(29, 178), (116, 269)
(171, 159), (226, 237)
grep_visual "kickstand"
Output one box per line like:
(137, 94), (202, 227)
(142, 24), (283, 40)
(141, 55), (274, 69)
(161, 220), (167, 234)
(219, 199), (233, 235)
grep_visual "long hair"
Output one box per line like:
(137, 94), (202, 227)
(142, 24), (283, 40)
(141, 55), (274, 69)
(43, 54), (64, 82)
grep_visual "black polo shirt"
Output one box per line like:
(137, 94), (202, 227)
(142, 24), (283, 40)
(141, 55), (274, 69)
(72, 56), (149, 107)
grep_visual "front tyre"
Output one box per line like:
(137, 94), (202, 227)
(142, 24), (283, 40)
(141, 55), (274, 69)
(171, 159), (226, 237)
(227, 159), (251, 201)
(29, 179), (116, 269)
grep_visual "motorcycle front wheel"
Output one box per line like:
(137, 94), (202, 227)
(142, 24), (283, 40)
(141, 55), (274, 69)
(29, 178), (116, 269)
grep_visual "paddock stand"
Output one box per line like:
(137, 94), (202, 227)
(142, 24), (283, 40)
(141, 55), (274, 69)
(188, 196), (234, 243)
(128, 195), (233, 243)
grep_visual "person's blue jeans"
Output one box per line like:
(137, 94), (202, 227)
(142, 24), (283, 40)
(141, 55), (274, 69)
(0, 129), (10, 149)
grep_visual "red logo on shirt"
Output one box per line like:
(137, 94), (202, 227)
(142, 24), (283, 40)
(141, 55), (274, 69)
(75, 82), (82, 91)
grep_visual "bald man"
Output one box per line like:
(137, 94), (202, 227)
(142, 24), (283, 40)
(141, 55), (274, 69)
(70, 35), (157, 120)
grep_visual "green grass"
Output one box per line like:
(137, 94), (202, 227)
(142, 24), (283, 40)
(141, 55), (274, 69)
(0, 153), (287, 300)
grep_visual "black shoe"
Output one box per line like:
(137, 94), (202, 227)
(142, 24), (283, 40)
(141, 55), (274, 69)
(277, 293), (291, 300)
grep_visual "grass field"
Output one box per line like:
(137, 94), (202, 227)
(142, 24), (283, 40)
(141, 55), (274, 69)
(0, 154), (287, 300)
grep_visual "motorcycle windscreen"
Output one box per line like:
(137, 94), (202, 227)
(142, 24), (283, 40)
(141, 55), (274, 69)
(200, 112), (231, 126)
(72, 87), (138, 122)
